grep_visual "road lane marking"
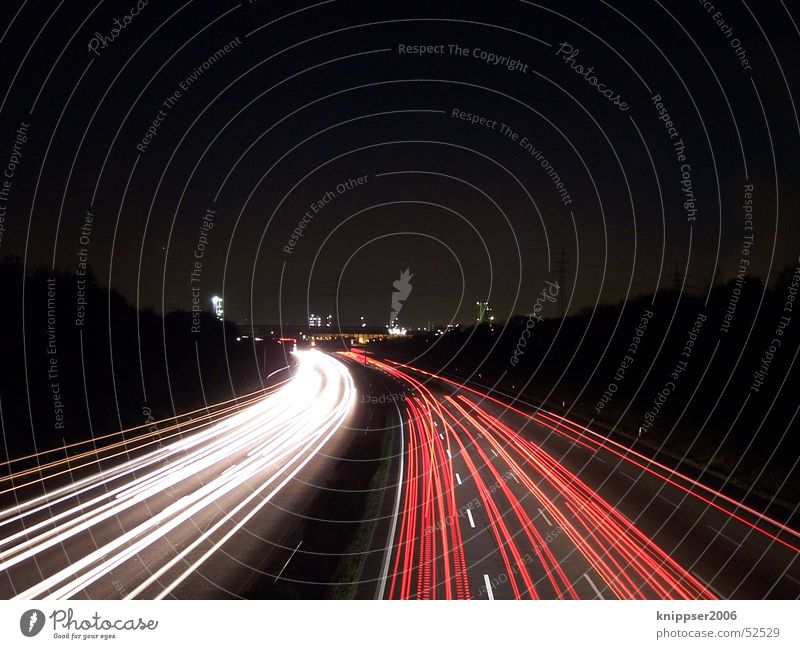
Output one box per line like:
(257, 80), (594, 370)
(691, 570), (724, 599)
(583, 573), (605, 599)
(466, 508), (476, 528)
(620, 470), (637, 481)
(705, 524), (742, 548)
(538, 508), (553, 526)
(446, 449), (452, 459)
(508, 472), (519, 484)
(455, 473), (462, 485)
(378, 401), (405, 600)
(483, 574), (494, 600)
(439, 434), (444, 440)
(266, 365), (291, 379)
(8, 351), (356, 600)
(656, 492), (680, 508)
(274, 540), (302, 582)
(786, 574), (800, 586)
(491, 449), (498, 458)
(595, 456), (607, 464)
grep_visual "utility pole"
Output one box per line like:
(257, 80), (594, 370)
(555, 246), (571, 318)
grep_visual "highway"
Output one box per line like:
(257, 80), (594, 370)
(2, 347), (797, 600)
(344, 354), (800, 600)
(0, 350), (356, 599)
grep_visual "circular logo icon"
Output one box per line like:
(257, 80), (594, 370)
(20, 609), (45, 637)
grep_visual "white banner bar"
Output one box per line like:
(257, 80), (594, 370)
(1, 600), (797, 648)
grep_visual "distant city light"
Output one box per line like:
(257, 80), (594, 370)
(476, 301), (492, 324)
(211, 296), (224, 320)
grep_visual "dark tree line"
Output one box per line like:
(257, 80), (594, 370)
(0, 259), (282, 462)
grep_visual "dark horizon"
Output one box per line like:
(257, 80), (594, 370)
(0, 2), (797, 328)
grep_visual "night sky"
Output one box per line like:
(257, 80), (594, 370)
(0, 0), (797, 328)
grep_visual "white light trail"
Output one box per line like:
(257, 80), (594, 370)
(0, 350), (355, 600)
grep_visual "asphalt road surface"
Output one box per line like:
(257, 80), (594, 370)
(0, 350), (359, 599)
(2, 349), (797, 600)
(349, 354), (800, 600)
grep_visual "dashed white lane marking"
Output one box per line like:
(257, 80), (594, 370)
(620, 470), (637, 481)
(786, 574), (800, 586)
(583, 573), (605, 599)
(705, 524), (742, 548)
(484, 574), (494, 600)
(538, 508), (553, 526)
(508, 472), (519, 484)
(595, 456), (607, 463)
(691, 570), (725, 599)
(491, 448), (498, 458)
(466, 508), (476, 528)
(439, 433), (444, 440)
(274, 540), (303, 583)
(656, 492), (680, 508)
(455, 472), (462, 485)
(446, 449), (452, 459)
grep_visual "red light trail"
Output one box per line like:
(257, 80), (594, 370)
(340, 352), (800, 599)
